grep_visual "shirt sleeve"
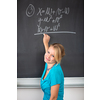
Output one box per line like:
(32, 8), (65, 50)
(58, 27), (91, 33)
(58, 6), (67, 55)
(50, 67), (61, 86)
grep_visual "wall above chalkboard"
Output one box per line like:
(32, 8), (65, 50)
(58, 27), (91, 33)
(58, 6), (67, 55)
(17, 0), (84, 78)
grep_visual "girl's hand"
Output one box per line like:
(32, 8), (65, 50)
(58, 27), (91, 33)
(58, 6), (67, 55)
(43, 34), (50, 45)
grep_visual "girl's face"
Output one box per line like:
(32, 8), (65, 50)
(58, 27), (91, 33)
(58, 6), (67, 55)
(44, 46), (56, 65)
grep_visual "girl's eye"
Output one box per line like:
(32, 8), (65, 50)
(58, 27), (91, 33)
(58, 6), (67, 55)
(52, 55), (54, 57)
(47, 51), (54, 57)
(48, 51), (50, 54)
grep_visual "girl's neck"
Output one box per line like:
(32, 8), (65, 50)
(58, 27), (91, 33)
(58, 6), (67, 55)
(47, 63), (56, 68)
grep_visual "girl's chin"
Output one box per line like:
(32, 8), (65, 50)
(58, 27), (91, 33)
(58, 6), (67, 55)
(44, 59), (56, 65)
(44, 58), (50, 63)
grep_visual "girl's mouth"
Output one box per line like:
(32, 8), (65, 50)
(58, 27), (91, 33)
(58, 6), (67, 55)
(46, 57), (50, 61)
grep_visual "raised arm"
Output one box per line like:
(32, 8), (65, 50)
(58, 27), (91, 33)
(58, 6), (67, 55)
(43, 34), (50, 53)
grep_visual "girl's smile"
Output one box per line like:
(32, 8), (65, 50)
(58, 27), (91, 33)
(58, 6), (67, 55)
(46, 57), (50, 61)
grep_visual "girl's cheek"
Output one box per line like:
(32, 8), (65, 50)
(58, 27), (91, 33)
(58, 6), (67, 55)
(52, 57), (56, 61)
(45, 52), (48, 57)
(44, 54), (46, 62)
(45, 54), (47, 57)
(44, 53), (48, 59)
(52, 58), (55, 61)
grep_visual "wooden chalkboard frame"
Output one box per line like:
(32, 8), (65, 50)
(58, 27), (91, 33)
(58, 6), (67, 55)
(17, 77), (84, 88)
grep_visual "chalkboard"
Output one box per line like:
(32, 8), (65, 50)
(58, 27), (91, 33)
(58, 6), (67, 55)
(17, 0), (84, 78)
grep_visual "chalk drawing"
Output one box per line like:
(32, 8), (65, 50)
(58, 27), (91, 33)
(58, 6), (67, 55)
(26, 4), (35, 17)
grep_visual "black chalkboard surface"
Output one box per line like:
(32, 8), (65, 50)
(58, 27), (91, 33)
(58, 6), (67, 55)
(17, 0), (84, 78)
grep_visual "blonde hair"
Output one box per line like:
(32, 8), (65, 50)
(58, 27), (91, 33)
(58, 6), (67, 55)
(50, 43), (65, 64)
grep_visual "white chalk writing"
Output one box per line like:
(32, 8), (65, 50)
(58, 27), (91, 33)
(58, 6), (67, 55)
(26, 5), (70, 33)
(37, 7), (70, 33)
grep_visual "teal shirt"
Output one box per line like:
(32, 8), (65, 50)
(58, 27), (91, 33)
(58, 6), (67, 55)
(40, 63), (64, 100)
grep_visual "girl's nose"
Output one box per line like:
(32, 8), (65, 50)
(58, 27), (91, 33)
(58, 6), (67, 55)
(47, 54), (50, 58)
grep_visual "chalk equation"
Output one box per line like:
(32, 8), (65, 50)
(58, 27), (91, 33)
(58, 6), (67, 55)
(26, 4), (76, 35)
(37, 7), (70, 16)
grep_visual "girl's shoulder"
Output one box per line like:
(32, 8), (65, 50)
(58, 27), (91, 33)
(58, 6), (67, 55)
(53, 63), (61, 70)
(51, 63), (62, 74)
